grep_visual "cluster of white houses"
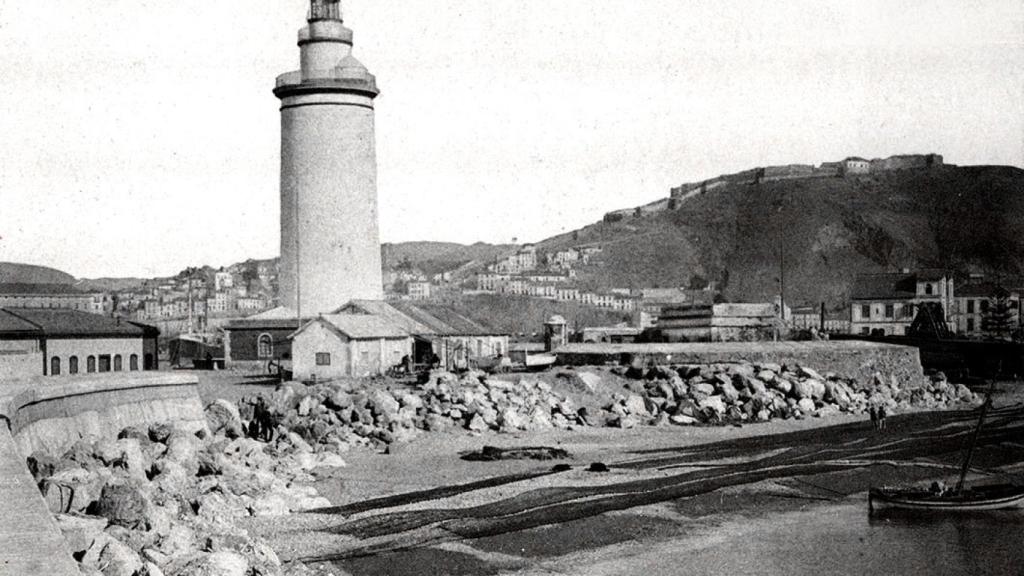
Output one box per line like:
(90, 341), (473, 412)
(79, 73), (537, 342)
(224, 300), (509, 381)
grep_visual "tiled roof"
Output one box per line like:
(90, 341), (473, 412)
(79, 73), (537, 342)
(850, 273), (917, 300)
(1, 308), (154, 337)
(405, 302), (505, 336)
(0, 283), (89, 296)
(224, 306), (307, 330)
(339, 300), (435, 334)
(315, 314), (410, 340)
(957, 282), (1010, 298)
(916, 268), (952, 282)
(0, 309), (43, 335)
(338, 300), (506, 336)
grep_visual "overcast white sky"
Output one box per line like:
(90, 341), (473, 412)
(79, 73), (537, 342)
(0, 1), (1021, 278)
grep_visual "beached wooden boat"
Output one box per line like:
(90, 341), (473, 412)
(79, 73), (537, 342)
(523, 353), (557, 371)
(868, 380), (1022, 513)
(869, 483), (1024, 512)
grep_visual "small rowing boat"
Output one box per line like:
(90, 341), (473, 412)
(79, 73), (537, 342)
(869, 483), (1024, 512)
(868, 380), (1022, 513)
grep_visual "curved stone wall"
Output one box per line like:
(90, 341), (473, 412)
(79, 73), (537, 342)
(0, 373), (207, 457)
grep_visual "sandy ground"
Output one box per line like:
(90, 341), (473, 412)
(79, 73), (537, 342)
(190, 369), (1024, 576)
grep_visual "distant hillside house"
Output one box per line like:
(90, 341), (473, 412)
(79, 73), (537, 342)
(335, 300), (509, 371)
(0, 308), (159, 379)
(290, 314), (412, 380)
(842, 157), (871, 175)
(0, 283), (103, 314)
(849, 270), (955, 336)
(954, 281), (1021, 337)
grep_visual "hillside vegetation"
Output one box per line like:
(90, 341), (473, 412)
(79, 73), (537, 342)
(381, 241), (515, 276)
(536, 165), (1024, 308)
(0, 261), (75, 284)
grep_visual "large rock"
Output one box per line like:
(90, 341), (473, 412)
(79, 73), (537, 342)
(177, 551), (249, 576)
(95, 483), (152, 529)
(368, 390), (400, 419)
(689, 381), (716, 397)
(467, 414), (488, 432)
(792, 379), (826, 400)
(54, 513), (109, 554)
(624, 394), (649, 416)
(797, 398), (817, 414)
(498, 408), (526, 432)
(206, 400), (243, 438)
(698, 395), (727, 415)
(99, 538), (144, 576)
(798, 366), (825, 381)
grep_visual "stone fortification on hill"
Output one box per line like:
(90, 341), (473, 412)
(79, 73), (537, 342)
(668, 153), (944, 201)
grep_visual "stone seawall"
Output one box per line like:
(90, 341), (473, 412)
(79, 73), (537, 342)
(0, 372), (207, 457)
(555, 341), (925, 385)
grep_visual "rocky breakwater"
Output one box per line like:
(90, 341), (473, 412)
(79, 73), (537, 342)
(236, 372), (585, 451)
(598, 363), (980, 428)
(28, 404), (346, 576)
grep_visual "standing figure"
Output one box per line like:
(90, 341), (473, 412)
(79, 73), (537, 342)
(878, 405), (887, 430)
(869, 404), (878, 430)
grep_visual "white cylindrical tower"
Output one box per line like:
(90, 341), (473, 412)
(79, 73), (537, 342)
(274, 0), (383, 316)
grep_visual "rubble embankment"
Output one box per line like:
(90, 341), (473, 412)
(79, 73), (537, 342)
(30, 362), (978, 575)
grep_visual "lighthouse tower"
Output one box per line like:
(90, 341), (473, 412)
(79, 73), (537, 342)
(274, 0), (383, 316)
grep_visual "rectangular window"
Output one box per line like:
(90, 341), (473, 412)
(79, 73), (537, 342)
(884, 304), (894, 319)
(967, 300), (975, 314)
(315, 352), (331, 366)
(861, 304), (871, 319)
(98, 355), (111, 373)
(980, 300), (990, 313)
(967, 318), (975, 332)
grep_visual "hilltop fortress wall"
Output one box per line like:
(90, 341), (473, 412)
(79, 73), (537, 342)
(668, 153), (944, 200)
(605, 153), (944, 223)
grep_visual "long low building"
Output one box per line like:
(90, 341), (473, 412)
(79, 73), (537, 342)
(656, 303), (783, 342)
(336, 300), (509, 371)
(0, 308), (159, 380)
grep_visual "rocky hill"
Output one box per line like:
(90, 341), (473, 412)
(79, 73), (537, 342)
(0, 261), (75, 284)
(536, 164), (1024, 308)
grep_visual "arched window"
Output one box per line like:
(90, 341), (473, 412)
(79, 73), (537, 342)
(257, 333), (274, 359)
(925, 283), (934, 295)
(114, 354), (123, 372)
(87, 356), (96, 373)
(69, 356), (79, 375)
(129, 354), (139, 371)
(50, 356), (61, 376)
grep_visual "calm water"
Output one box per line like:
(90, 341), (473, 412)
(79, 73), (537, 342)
(681, 502), (1024, 576)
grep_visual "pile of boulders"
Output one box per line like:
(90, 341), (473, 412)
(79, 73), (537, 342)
(31, 415), (344, 576)
(241, 371), (584, 451)
(597, 362), (979, 427)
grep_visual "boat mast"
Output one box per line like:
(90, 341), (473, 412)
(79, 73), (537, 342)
(954, 379), (997, 495)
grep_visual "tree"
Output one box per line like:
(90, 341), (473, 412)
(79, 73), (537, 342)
(981, 288), (1016, 340)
